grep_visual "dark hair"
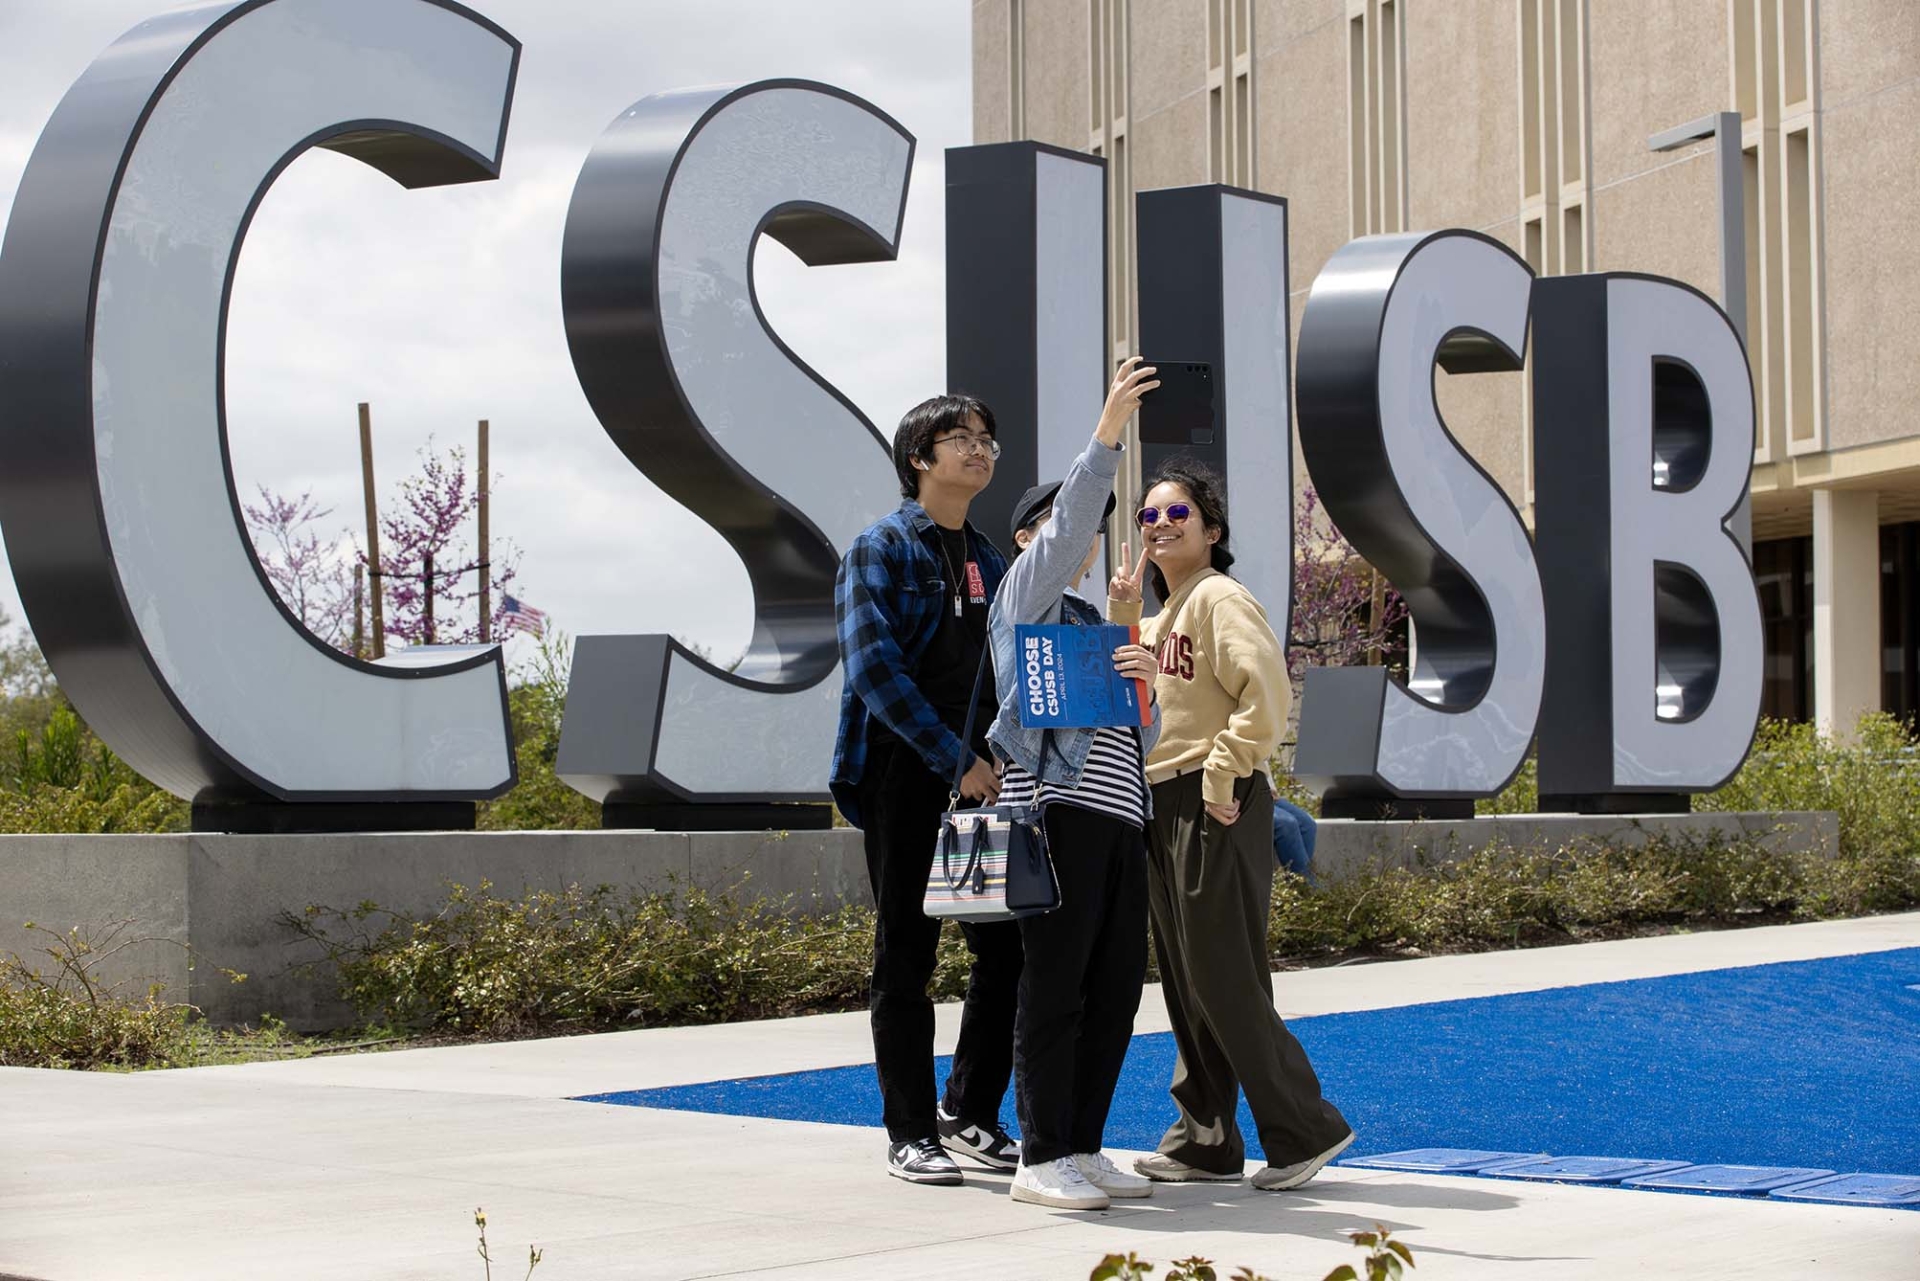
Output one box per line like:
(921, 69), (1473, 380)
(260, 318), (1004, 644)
(1139, 458), (1235, 602)
(892, 394), (997, 498)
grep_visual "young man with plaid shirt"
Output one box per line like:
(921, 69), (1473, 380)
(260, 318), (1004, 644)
(831, 394), (1024, 1186)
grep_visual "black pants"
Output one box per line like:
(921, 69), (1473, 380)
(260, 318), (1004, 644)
(1146, 771), (1351, 1170)
(860, 740), (1024, 1142)
(1013, 802), (1149, 1165)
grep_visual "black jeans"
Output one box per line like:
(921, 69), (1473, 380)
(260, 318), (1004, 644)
(860, 740), (1024, 1142)
(1013, 802), (1149, 1165)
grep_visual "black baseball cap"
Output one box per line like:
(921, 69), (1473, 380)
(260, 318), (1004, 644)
(1010, 481), (1117, 542)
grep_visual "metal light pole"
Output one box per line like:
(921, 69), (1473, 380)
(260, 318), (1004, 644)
(1649, 110), (1752, 552)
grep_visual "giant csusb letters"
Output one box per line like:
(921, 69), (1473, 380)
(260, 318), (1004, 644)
(0, 0), (1761, 830)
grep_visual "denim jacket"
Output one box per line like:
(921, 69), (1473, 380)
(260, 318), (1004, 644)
(985, 437), (1160, 803)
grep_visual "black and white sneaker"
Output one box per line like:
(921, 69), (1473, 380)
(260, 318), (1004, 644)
(887, 1137), (963, 1185)
(937, 1103), (1021, 1170)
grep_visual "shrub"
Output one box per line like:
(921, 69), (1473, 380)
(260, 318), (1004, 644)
(0, 779), (188, 835)
(0, 635), (188, 835)
(478, 630), (599, 832)
(1267, 831), (1918, 963)
(0, 921), (191, 1069)
(1697, 714), (1920, 860)
(287, 879), (978, 1037)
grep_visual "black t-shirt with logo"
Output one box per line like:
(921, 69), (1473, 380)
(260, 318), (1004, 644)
(870, 525), (997, 765)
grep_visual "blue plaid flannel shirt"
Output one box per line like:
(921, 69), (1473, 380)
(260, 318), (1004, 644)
(831, 499), (1008, 829)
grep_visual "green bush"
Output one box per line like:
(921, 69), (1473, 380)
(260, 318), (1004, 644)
(0, 921), (191, 1069)
(1697, 714), (1920, 859)
(1263, 834), (1886, 961)
(287, 879), (977, 1037)
(0, 977), (189, 1069)
(479, 629), (599, 832)
(0, 779), (188, 835)
(0, 618), (188, 834)
(1474, 755), (1537, 816)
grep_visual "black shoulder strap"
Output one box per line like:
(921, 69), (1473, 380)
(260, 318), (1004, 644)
(946, 639), (1051, 812)
(947, 644), (995, 811)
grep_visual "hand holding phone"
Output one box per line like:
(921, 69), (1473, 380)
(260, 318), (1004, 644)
(1097, 356), (1160, 447)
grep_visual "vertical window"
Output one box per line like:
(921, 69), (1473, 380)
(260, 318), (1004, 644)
(1090, 0), (1136, 544)
(1737, 0), (1823, 457)
(1517, 0), (1590, 504)
(1782, 124), (1819, 448)
(1207, 0), (1255, 186)
(1781, 0), (1810, 109)
(1346, 0), (1405, 237)
(1009, 0), (1026, 141)
(1883, 524), (1920, 722)
(1755, 534), (1813, 722)
(1562, 204), (1584, 274)
(1089, 0), (1132, 356)
(1347, 13), (1368, 235)
(1089, 0), (1104, 135)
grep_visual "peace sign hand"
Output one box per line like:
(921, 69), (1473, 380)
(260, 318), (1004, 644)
(1109, 539), (1152, 604)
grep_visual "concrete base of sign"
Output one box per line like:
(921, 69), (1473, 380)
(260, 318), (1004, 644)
(0, 810), (1835, 1030)
(0, 829), (871, 1031)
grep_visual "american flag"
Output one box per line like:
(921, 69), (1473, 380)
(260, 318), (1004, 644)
(500, 593), (547, 637)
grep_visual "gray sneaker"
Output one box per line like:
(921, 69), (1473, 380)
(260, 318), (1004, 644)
(1250, 1131), (1356, 1191)
(1132, 1152), (1244, 1183)
(887, 1137), (963, 1185)
(936, 1103), (1020, 1170)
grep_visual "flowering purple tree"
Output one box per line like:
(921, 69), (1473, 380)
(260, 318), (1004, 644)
(242, 487), (357, 650)
(242, 443), (522, 655)
(374, 441), (519, 647)
(1287, 484), (1409, 686)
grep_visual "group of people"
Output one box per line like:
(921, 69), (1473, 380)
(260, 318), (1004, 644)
(829, 360), (1351, 1211)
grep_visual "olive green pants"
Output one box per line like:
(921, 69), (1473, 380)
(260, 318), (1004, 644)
(1145, 771), (1351, 1171)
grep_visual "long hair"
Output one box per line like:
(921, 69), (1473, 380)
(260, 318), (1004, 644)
(1140, 459), (1235, 603)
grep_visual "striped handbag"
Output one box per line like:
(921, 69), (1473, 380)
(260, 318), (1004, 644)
(923, 649), (1060, 922)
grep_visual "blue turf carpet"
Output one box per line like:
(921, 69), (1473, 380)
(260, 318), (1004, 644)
(579, 947), (1920, 1177)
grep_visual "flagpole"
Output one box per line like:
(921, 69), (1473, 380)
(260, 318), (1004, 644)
(477, 418), (490, 644)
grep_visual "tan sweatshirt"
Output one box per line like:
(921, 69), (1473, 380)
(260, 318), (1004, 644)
(1109, 568), (1290, 807)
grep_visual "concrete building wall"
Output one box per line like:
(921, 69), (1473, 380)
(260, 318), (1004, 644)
(1819, 1), (1920, 451)
(978, 0), (1920, 726)
(974, 1), (1012, 144)
(1021, 0), (1093, 150)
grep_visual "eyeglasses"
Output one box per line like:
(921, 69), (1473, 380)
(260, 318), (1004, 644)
(930, 433), (1001, 460)
(1136, 502), (1193, 528)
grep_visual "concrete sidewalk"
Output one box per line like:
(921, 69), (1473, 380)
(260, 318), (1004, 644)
(4, 914), (1918, 1279)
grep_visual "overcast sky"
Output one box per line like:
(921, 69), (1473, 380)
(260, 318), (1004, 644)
(0, 0), (970, 671)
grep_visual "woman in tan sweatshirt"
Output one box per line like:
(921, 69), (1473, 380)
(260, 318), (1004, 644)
(1108, 460), (1353, 1191)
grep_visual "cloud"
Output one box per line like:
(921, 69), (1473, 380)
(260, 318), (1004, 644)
(0, 0), (970, 666)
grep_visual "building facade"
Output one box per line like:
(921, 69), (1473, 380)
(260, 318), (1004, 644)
(972, 0), (1920, 735)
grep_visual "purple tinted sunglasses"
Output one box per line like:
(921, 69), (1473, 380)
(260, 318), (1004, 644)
(1136, 502), (1193, 528)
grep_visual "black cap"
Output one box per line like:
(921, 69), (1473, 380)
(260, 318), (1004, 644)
(1010, 481), (1117, 542)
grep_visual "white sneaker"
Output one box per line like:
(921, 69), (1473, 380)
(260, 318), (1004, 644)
(1010, 1156), (1111, 1210)
(1074, 1151), (1154, 1198)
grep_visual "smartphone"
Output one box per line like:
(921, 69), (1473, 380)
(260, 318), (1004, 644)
(1137, 360), (1215, 446)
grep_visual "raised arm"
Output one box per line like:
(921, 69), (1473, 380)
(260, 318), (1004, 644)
(993, 358), (1158, 627)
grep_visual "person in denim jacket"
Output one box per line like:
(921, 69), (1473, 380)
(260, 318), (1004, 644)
(832, 394), (1023, 1187)
(985, 357), (1165, 1211)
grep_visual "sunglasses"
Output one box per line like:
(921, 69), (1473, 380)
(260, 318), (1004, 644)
(1135, 502), (1193, 528)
